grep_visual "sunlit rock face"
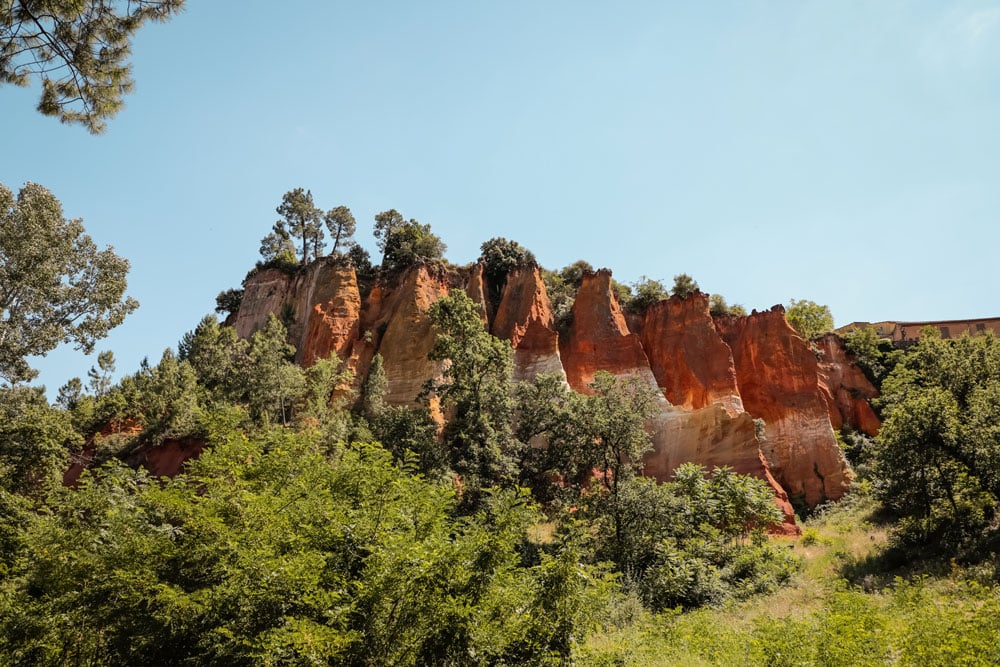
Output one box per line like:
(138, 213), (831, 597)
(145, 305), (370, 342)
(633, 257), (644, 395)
(233, 267), (294, 340)
(235, 260), (362, 367)
(638, 292), (744, 416)
(491, 267), (565, 382)
(815, 333), (881, 437)
(558, 269), (659, 393)
(225, 262), (874, 523)
(716, 307), (853, 507)
(357, 264), (459, 406)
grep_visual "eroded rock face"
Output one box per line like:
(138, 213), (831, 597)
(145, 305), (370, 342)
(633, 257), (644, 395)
(816, 333), (881, 437)
(557, 273), (794, 528)
(359, 265), (458, 406)
(233, 268), (294, 340)
(128, 438), (206, 477)
(640, 293), (744, 416)
(225, 262), (875, 521)
(297, 263), (362, 366)
(492, 267), (565, 382)
(236, 261), (362, 368)
(643, 405), (799, 535)
(717, 307), (853, 506)
(559, 270), (658, 393)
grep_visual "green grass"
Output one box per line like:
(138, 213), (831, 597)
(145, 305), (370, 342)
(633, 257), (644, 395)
(577, 489), (1000, 666)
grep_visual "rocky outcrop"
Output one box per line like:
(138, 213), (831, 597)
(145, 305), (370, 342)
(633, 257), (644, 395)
(358, 265), (460, 406)
(225, 260), (876, 521)
(235, 260), (362, 367)
(491, 267), (565, 382)
(557, 273), (795, 530)
(717, 307), (853, 506)
(816, 333), (881, 437)
(127, 438), (206, 477)
(642, 404), (799, 535)
(233, 267), (294, 340)
(640, 293), (743, 416)
(559, 270), (658, 392)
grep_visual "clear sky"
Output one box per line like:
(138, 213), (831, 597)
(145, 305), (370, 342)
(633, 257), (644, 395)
(3, 1), (999, 394)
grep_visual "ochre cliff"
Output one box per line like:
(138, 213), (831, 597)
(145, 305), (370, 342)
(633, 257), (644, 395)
(716, 307), (853, 506)
(210, 261), (877, 525)
(233, 259), (362, 367)
(358, 265), (462, 406)
(556, 272), (796, 531)
(815, 333), (881, 437)
(491, 267), (565, 382)
(639, 293), (744, 416)
(559, 270), (658, 393)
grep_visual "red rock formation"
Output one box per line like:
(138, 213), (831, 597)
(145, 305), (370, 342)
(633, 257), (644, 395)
(233, 268), (294, 339)
(558, 272), (796, 530)
(816, 333), (881, 437)
(128, 438), (206, 477)
(297, 263), (361, 366)
(717, 307), (853, 506)
(235, 261), (363, 367)
(359, 265), (458, 406)
(640, 293), (744, 416)
(642, 405), (799, 535)
(559, 270), (657, 393)
(492, 267), (565, 382)
(465, 263), (490, 325)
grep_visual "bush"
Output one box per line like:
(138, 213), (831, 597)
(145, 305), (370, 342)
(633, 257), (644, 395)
(671, 273), (699, 299)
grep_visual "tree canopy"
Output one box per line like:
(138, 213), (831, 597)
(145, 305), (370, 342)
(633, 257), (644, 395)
(0, 0), (185, 133)
(0, 181), (138, 384)
(786, 298), (834, 340)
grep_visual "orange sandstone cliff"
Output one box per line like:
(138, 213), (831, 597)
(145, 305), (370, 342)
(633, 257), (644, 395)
(639, 293), (744, 417)
(816, 333), (881, 437)
(99, 260), (875, 533)
(716, 307), (853, 506)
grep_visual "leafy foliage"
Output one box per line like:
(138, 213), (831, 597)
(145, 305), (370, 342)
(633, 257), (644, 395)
(271, 188), (324, 265)
(0, 182), (138, 384)
(0, 0), (185, 132)
(427, 290), (519, 505)
(872, 332), (1000, 556)
(786, 298), (834, 340)
(0, 430), (613, 664)
(324, 205), (356, 255)
(709, 293), (746, 317)
(626, 276), (668, 312)
(374, 209), (447, 275)
(843, 326), (903, 389)
(670, 273), (699, 299)
(479, 236), (536, 309)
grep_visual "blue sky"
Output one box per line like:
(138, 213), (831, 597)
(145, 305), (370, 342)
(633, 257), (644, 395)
(3, 1), (999, 393)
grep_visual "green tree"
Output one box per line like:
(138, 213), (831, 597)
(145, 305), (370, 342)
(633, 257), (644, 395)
(213, 287), (243, 316)
(178, 314), (250, 404)
(628, 276), (668, 312)
(843, 326), (903, 389)
(85, 350), (115, 398)
(374, 210), (447, 275)
(0, 0), (185, 132)
(426, 290), (519, 501)
(324, 205), (356, 255)
(246, 314), (305, 425)
(0, 385), (79, 497)
(709, 293), (746, 317)
(0, 182), (138, 384)
(872, 333), (1000, 551)
(671, 273), (699, 299)
(478, 237), (536, 309)
(273, 188), (324, 265)
(786, 298), (834, 340)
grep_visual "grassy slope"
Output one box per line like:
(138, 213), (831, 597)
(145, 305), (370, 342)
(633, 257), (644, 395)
(578, 489), (1000, 666)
